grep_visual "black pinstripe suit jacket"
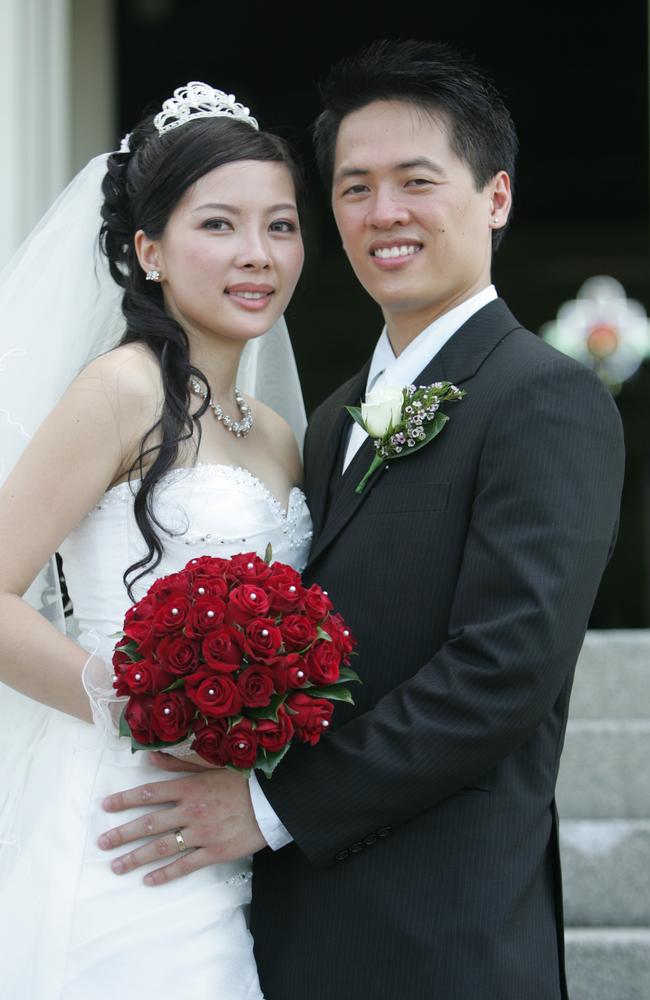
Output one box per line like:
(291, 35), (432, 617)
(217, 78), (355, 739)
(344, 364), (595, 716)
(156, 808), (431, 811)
(251, 299), (624, 1000)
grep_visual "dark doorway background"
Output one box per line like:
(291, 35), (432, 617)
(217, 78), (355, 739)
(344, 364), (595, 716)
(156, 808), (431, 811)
(116, 0), (649, 627)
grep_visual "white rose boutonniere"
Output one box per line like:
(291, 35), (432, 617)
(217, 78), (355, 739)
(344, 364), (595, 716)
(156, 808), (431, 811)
(346, 381), (466, 494)
(360, 383), (404, 438)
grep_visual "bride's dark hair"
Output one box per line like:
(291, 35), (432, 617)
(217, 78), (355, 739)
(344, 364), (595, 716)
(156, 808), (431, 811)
(100, 113), (301, 599)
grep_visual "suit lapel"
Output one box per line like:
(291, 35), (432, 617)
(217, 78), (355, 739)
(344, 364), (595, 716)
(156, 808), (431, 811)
(306, 361), (370, 537)
(418, 297), (521, 386)
(307, 299), (523, 568)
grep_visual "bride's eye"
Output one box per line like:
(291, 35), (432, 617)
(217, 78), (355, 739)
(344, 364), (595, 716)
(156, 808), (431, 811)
(269, 220), (297, 233)
(202, 218), (232, 231)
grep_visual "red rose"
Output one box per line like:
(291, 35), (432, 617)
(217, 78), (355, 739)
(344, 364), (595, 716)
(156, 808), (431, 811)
(152, 596), (191, 634)
(112, 638), (134, 672)
(279, 614), (317, 652)
(183, 555), (231, 576)
(266, 565), (305, 613)
(303, 584), (334, 622)
(124, 595), (157, 624)
(190, 573), (229, 601)
(227, 552), (272, 584)
(255, 704), (294, 752)
(155, 635), (200, 676)
(147, 572), (192, 602)
(201, 626), (243, 670)
(185, 670), (242, 718)
(237, 665), (276, 708)
(286, 692), (334, 745)
(124, 696), (156, 745)
(324, 613), (356, 662)
(184, 596), (227, 638)
(113, 662), (130, 697)
(122, 619), (154, 656)
(151, 690), (195, 742)
(226, 584), (271, 625)
(121, 659), (175, 695)
(191, 719), (229, 765)
(225, 719), (258, 769)
(305, 640), (342, 686)
(271, 653), (309, 694)
(242, 618), (282, 661)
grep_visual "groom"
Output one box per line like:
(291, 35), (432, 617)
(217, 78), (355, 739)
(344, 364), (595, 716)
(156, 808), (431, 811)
(102, 40), (624, 999)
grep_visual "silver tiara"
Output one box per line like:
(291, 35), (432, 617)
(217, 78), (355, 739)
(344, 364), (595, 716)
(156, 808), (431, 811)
(155, 81), (258, 134)
(120, 82), (258, 153)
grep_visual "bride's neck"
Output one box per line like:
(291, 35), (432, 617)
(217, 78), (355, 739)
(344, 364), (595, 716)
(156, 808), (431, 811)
(186, 331), (244, 402)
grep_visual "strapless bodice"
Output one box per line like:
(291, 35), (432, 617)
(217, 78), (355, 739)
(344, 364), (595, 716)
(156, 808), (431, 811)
(58, 463), (313, 646)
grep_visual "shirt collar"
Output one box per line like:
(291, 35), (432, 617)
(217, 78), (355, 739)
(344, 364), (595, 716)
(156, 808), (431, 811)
(366, 284), (497, 392)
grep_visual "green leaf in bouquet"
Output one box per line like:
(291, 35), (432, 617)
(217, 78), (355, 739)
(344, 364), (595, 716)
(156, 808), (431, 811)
(119, 640), (144, 662)
(162, 677), (186, 692)
(226, 715), (245, 732)
(316, 626), (332, 642)
(264, 542), (273, 565)
(332, 666), (361, 685)
(306, 684), (355, 704)
(255, 741), (292, 778)
(118, 706), (131, 739)
(246, 693), (286, 722)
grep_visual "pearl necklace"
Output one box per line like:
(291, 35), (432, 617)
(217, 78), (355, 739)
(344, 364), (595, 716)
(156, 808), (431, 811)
(189, 376), (254, 438)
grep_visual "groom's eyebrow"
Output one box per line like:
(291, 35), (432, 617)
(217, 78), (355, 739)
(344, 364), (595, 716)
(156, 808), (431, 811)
(397, 157), (446, 175)
(334, 158), (446, 183)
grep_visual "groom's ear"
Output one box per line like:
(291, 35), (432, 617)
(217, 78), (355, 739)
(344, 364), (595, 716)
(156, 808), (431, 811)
(134, 230), (163, 279)
(488, 171), (512, 233)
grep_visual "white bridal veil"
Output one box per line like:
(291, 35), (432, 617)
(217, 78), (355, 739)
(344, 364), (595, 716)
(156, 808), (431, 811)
(0, 151), (306, 876)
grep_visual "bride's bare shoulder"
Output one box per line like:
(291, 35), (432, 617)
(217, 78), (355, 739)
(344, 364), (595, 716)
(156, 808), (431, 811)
(77, 343), (162, 402)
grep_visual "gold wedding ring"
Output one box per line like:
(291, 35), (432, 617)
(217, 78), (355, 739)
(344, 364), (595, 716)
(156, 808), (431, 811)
(174, 828), (189, 852)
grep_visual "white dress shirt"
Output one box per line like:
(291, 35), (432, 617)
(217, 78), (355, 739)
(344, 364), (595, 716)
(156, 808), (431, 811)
(250, 283), (497, 850)
(343, 284), (497, 471)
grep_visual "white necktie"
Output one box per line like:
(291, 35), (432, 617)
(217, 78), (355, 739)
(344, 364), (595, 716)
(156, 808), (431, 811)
(341, 369), (385, 473)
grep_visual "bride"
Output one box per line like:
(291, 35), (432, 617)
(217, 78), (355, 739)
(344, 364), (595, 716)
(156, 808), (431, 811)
(0, 83), (310, 998)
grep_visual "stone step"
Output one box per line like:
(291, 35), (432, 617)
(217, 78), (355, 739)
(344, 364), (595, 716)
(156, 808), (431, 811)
(561, 820), (650, 926)
(556, 720), (650, 819)
(565, 928), (650, 1000)
(571, 631), (650, 719)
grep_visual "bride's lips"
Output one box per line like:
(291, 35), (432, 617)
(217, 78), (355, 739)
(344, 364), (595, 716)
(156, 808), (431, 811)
(225, 283), (275, 311)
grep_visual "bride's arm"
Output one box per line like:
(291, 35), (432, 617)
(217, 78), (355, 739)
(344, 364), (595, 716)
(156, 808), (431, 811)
(0, 347), (160, 721)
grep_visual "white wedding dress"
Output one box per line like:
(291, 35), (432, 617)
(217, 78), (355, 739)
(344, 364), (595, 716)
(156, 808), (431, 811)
(0, 463), (312, 1000)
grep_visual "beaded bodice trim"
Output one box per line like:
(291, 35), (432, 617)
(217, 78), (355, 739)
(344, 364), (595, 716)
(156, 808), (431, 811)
(90, 463), (312, 552)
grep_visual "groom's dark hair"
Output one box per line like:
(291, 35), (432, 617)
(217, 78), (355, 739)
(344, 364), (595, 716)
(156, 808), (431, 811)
(313, 39), (518, 249)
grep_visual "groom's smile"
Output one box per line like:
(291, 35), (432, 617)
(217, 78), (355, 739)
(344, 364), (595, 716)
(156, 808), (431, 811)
(331, 99), (510, 348)
(369, 237), (423, 266)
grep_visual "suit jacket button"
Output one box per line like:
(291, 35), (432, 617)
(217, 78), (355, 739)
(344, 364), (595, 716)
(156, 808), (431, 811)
(335, 849), (349, 861)
(377, 826), (391, 838)
(349, 842), (364, 853)
(363, 834), (378, 845)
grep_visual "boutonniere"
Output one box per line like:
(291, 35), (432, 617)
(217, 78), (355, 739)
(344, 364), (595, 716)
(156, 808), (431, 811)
(346, 381), (466, 494)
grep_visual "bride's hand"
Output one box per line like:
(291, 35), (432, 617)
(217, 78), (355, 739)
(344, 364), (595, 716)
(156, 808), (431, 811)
(148, 750), (220, 773)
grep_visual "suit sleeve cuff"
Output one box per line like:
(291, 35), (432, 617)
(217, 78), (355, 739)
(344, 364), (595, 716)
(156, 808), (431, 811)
(249, 771), (294, 850)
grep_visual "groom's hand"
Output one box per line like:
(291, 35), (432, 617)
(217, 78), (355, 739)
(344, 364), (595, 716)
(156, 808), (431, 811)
(99, 760), (267, 885)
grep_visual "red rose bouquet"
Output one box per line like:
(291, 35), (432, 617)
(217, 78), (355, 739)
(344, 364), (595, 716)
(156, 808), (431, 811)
(113, 550), (358, 776)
